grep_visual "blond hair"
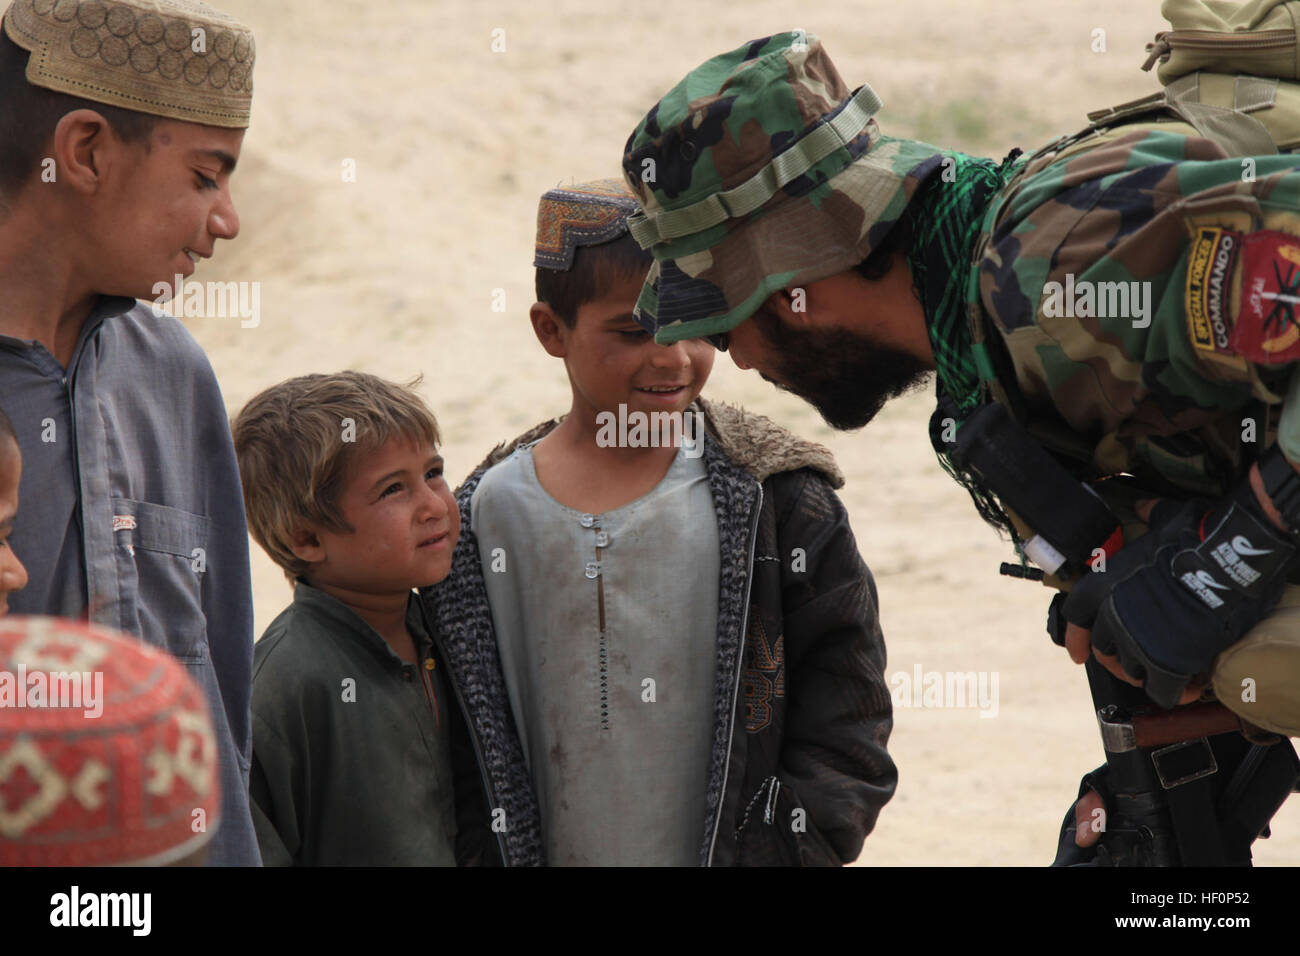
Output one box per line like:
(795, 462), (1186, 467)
(232, 371), (441, 581)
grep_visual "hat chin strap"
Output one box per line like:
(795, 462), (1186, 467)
(628, 82), (884, 247)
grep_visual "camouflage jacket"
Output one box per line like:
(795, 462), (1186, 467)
(425, 398), (896, 866)
(973, 123), (1300, 500)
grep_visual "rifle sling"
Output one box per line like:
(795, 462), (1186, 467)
(1151, 737), (1229, 865)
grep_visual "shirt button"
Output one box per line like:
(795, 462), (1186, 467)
(595, 531), (610, 548)
(585, 561), (601, 579)
(579, 513), (595, 528)
(425, 658), (436, 671)
(60, 376), (67, 387)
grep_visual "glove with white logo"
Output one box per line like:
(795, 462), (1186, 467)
(1063, 491), (1298, 709)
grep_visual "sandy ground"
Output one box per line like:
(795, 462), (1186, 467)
(189, 0), (1299, 865)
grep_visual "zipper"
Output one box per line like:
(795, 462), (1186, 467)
(762, 775), (781, 824)
(417, 654), (441, 732)
(733, 774), (781, 839)
(706, 479), (763, 866)
(1143, 29), (1295, 71)
(426, 617), (510, 866)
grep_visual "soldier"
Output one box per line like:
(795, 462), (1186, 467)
(621, 31), (1300, 865)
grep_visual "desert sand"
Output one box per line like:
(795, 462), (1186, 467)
(193, 0), (1298, 865)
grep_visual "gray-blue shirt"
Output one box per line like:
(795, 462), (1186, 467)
(0, 297), (260, 866)
(472, 442), (719, 866)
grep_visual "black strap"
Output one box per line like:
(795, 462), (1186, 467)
(1218, 744), (1271, 819)
(1259, 444), (1300, 536)
(1153, 737), (1228, 866)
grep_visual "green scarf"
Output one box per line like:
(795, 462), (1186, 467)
(908, 148), (1023, 416)
(905, 148), (1026, 542)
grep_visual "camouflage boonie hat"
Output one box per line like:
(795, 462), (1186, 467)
(622, 32), (941, 345)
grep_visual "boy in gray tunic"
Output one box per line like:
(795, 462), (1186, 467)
(0, 0), (261, 865)
(427, 181), (898, 866)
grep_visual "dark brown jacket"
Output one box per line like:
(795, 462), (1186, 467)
(424, 398), (896, 865)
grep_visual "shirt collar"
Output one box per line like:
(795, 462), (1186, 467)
(291, 579), (432, 669)
(0, 295), (138, 356)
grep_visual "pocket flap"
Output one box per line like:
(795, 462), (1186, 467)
(112, 498), (209, 557)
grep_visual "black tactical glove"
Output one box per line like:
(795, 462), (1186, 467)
(1063, 488), (1298, 709)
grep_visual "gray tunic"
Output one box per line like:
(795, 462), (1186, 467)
(0, 297), (259, 865)
(472, 442), (720, 865)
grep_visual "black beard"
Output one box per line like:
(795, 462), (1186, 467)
(751, 310), (932, 431)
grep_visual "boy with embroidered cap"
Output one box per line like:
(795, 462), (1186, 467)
(233, 372), (543, 866)
(0, 0), (260, 863)
(426, 179), (896, 866)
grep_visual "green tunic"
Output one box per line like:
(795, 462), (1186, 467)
(249, 582), (457, 866)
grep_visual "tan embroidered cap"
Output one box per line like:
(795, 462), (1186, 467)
(3, 0), (254, 128)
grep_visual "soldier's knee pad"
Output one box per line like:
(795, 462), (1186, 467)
(1214, 583), (1300, 737)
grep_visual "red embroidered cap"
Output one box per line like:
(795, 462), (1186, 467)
(0, 616), (220, 866)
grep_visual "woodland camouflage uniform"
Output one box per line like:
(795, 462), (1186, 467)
(620, 28), (1300, 863)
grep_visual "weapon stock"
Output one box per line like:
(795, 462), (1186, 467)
(1083, 656), (1183, 866)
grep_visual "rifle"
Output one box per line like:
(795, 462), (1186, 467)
(945, 400), (1297, 866)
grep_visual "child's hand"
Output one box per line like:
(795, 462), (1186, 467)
(1072, 787), (1105, 848)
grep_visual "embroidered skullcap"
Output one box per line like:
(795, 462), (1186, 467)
(0, 616), (221, 866)
(3, 0), (255, 128)
(534, 178), (640, 270)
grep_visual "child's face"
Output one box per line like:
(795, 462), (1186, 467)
(306, 436), (459, 595)
(0, 439), (29, 616)
(554, 272), (715, 420)
(83, 119), (244, 301)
